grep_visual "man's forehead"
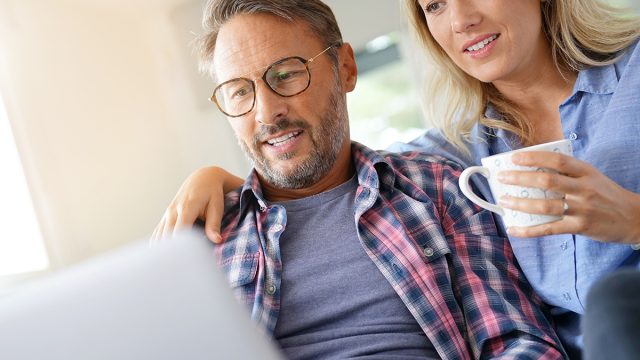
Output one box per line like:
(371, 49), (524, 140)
(214, 38), (283, 78)
(212, 13), (318, 80)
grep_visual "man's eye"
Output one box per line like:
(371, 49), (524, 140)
(271, 69), (306, 83)
(231, 87), (250, 99)
(274, 71), (294, 81)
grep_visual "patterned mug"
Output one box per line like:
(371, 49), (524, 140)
(458, 139), (573, 227)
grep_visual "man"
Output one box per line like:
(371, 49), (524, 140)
(195, 0), (564, 358)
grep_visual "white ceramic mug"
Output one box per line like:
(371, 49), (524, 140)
(459, 139), (573, 227)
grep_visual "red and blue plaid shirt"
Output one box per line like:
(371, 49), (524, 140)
(218, 142), (565, 359)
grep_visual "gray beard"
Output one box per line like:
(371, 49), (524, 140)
(238, 80), (348, 190)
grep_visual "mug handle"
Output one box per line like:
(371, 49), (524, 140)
(458, 166), (505, 216)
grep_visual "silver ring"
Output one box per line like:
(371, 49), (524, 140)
(562, 200), (569, 215)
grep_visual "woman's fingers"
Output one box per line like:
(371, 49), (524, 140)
(498, 170), (573, 193)
(151, 166), (242, 244)
(506, 216), (580, 238)
(204, 195), (224, 244)
(511, 151), (589, 176)
(173, 204), (200, 234)
(150, 221), (165, 244)
(161, 208), (179, 240)
(499, 196), (567, 216)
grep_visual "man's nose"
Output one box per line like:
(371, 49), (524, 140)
(450, 0), (481, 33)
(253, 81), (288, 125)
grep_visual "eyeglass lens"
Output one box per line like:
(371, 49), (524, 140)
(213, 57), (310, 117)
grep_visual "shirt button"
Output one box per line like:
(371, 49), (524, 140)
(569, 132), (578, 140)
(266, 284), (276, 295)
(392, 263), (402, 274)
(272, 224), (283, 232)
(560, 241), (568, 251)
(423, 247), (435, 257)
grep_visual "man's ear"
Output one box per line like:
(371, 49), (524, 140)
(337, 43), (357, 93)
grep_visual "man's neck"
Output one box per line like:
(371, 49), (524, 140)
(261, 143), (355, 202)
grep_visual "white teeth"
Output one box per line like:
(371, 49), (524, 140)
(466, 34), (498, 52)
(267, 131), (301, 146)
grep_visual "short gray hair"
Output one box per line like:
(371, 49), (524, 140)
(196, 0), (343, 77)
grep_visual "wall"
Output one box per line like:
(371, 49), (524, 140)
(0, 0), (247, 270)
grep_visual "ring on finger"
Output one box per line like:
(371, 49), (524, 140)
(562, 199), (569, 215)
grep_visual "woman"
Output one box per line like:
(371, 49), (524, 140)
(153, 0), (640, 357)
(397, 2), (640, 356)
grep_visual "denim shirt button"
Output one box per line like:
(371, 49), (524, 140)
(569, 132), (578, 141)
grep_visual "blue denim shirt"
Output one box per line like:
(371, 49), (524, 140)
(389, 40), (640, 358)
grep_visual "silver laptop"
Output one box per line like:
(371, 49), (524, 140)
(0, 231), (282, 360)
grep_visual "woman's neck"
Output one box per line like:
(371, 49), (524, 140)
(493, 60), (577, 144)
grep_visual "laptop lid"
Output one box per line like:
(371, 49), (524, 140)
(0, 231), (282, 360)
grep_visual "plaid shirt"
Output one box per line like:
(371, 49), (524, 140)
(218, 142), (565, 359)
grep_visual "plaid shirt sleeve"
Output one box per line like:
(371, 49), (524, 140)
(433, 156), (566, 359)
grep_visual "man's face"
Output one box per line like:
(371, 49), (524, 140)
(213, 14), (351, 189)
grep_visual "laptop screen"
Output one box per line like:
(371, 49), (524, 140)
(0, 231), (282, 360)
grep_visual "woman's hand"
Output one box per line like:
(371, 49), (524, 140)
(497, 151), (640, 244)
(151, 167), (243, 244)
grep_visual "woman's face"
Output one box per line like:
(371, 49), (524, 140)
(418, 0), (550, 84)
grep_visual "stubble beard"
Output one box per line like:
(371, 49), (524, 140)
(238, 79), (348, 190)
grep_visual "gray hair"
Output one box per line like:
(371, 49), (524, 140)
(196, 0), (344, 77)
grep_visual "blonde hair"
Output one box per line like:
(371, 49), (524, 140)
(403, 0), (640, 151)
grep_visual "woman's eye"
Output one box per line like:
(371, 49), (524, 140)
(425, 1), (444, 13)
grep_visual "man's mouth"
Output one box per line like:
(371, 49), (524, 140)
(265, 130), (303, 147)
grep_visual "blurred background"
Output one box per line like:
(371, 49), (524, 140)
(0, 0), (636, 291)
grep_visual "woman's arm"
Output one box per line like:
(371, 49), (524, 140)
(151, 167), (243, 243)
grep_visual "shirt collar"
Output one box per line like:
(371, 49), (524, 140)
(480, 62), (619, 152)
(571, 62), (618, 97)
(238, 171), (268, 215)
(237, 141), (395, 214)
(350, 141), (396, 191)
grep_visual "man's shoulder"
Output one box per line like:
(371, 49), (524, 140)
(221, 187), (245, 232)
(352, 142), (466, 193)
(376, 148), (465, 179)
(223, 187), (243, 208)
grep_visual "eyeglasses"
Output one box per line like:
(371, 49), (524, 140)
(209, 45), (336, 118)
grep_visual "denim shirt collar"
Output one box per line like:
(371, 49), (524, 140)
(571, 62), (618, 97)
(481, 61), (618, 153)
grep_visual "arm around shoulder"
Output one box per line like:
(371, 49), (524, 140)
(151, 166), (244, 243)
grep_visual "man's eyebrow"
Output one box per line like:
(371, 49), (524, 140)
(219, 54), (293, 84)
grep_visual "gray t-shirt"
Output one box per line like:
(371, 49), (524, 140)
(272, 176), (440, 359)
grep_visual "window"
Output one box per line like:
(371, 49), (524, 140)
(0, 94), (48, 276)
(348, 33), (425, 150)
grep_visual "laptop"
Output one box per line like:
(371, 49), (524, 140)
(0, 230), (283, 360)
